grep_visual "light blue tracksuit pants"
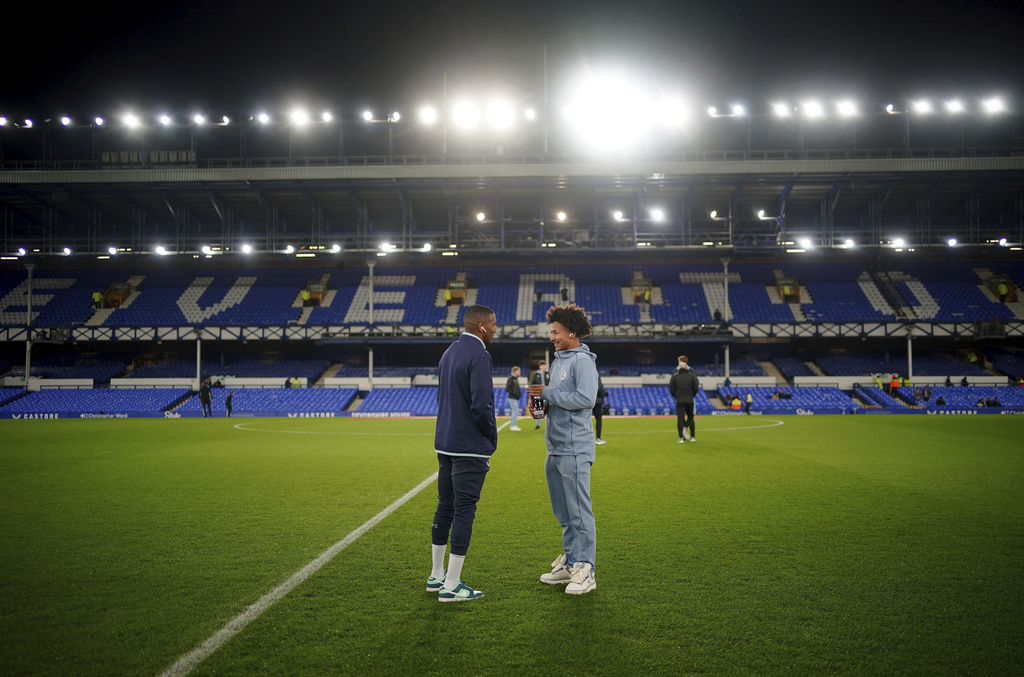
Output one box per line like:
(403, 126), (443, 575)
(545, 453), (596, 569)
(509, 397), (520, 428)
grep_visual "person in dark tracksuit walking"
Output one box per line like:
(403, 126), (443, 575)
(427, 305), (498, 602)
(669, 356), (700, 443)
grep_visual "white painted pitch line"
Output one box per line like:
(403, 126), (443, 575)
(234, 419), (512, 435)
(597, 419), (787, 435)
(159, 471), (439, 677)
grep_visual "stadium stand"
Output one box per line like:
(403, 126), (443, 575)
(358, 387), (439, 416)
(718, 386), (861, 412)
(175, 387), (357, 415)
(0, 388), (191, 415)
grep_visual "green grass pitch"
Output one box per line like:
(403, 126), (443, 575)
(1, 415), (1021, 676)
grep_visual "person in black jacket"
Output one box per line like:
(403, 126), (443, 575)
(593, 375), (608, 444)
(225, 391), (234, 418)
(428, 305), (498, 602)
(531, 361), (550, 429)
(199, 380), (212, 418)
(506, 366), (523, 431)
(669, 356), (700, 443)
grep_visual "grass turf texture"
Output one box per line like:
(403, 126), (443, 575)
(0, 416), (1020, 676)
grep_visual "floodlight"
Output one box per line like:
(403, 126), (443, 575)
(63, 247), (72, 256)
(25, 119), (33, 128)
(613, 210), (624, 221)
(193, 114), (205, 125)
(221, 116), (230, 125)
(419, 106), (438, 124)
(947, 238), (957, 247)
(524, 108), (537, 121)
(257, 113), (270, 124)
(885, 104), (895, 113)
(362, 110), (373, 121)
(893, 238), (905, 248)
(331, 244), (341, 253)
(94, 117), (104, 126)
(772, 102), (791, 117)
(422, 243), (432, 252)
(556, 211), (567, 222)
(201, 245), (212, 255)
(836, 100), (857, 117)
(802, 101), (824, 118)
(322, 111), (333, 122)
(912, 100), (932, 114)
(564, 75), (651, 151)
(999, 237), (1008, 246)
(18, 247), (26, 256)
(844, 239), (855, 248)
(123, 114), (140, 128)
(61, 116), (71, 126)
(486, 101), (514, 129)
(108, 247), (117, 255)
(390, 111), (400, 122)
(798, 238), (812, 249)
(709, 210), (717, 219)
(453, 102), (480, 128)
(651, 208), (665, 222)
(0, 117), (6, 126)
(283, 245), (294, 254)
(757, 209), (766, 219)
(159, 114), (171, 126)
(658, 96), (687, 126)
(707, 106), (717, 117)
(476, 212), (485, 222)
(945, 99), (964, 114)
(155, 245), (168, 255)
(731, 104), (745, 117)
(290, 109), (310, 126)
(982, 97), (1005, 114)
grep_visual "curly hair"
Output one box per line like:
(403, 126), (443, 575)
(546, 303), (593, 338)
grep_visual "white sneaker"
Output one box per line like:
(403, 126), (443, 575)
(540, 553), (573, 585)
(683, 428), (691, 441)
(678, 437), (685, 443)
(690, 437), (696, 443)
(595, 438), (607, 445)
(565, 562), (596, 595)
(510, 426), (522, 431)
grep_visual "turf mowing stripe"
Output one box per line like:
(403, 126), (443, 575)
(159, 471), (439, 677)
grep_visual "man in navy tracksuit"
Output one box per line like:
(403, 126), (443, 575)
(428, 305), (498, 602)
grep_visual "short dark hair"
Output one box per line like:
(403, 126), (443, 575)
(464, 305), (495, 331)
(546, 303), (592, 339)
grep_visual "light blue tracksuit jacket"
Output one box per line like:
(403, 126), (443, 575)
(542, 343), (599, 457)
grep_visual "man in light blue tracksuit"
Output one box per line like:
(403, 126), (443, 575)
(527, 303), (599, 595)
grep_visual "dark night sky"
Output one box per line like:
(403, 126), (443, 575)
(3, 0), (1022, 118)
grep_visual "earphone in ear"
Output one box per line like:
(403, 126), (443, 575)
(569, 333), (575, 338)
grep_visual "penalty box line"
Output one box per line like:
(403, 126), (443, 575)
(159, 471), (439, 677)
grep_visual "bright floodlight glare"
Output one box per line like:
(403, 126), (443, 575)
(613, 210), (624, 221)
(290, 109), (309, 126)
(94, 117), (104, 126)
(757, 209), (766, 219)
(453, 102), (480, 129)
(651, 208), (665, 222)
(61, 116), (71, 126)
(845, 239), (855, 248)
(422, 243), (433, 252)
(772, 102), (790, 117)
(241, 244), (253, 254)
(220, 116), (229, 125)
(322, 111), (333, 122)
(331, 244), (341, 253)
(108, 247), (117, 255)
(731, 104), (745, 116)
(486, 101), (514, 129)
(983, 97), (1005, 113)
(390, 111), (401, 122)
(893, 238), (906, 248)
(999, 237), (1008, 246)
(25, 119), (33, 128)
(285, 245), (294, 254)
(836, 100), (857, 117)
(193, 114), (205, 125)
(0, 117), (6, 127)
(657, 96), (687, 127)
(707, 106), (717, 117)
(709, 210), (717, 219)
(476, 212), (485, 222)
(912, 100), (932, 114)
(947, 238), (957, 246)
(556, 211), (567, 222)
(63, 247), (72, 256)
(419, 106), (438, 124)
(524, 108), (537, 121)
(798, 238), (812, 249)
(156, 245), (167, 255)
(201, 245), (212, 255)
(945, 99), (964, 113)
(362, 110), (373, 121)
(159, 114), (171, 125)
(123, 114), (140, 128)
(565, 75), (651, 151)
(257, 113), (270, 124)
(18, 247), (26, 256)
(802, 101), (824, 118)
(885, 103), (895, 113)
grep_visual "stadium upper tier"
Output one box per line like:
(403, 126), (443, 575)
(1, 261), (1020, 329)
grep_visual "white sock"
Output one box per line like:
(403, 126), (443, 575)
(431, 544), (447, 579)
(444, 554), (465, 589)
